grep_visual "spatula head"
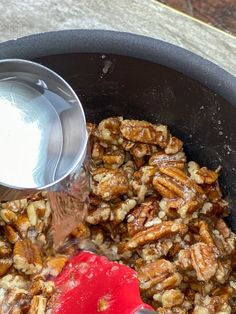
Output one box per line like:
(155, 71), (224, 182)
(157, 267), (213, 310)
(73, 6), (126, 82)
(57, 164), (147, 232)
(51, 251), (154, 314)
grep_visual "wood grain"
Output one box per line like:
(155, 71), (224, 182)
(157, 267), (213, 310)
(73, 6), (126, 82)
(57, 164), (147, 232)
(159, 0), (236, 34)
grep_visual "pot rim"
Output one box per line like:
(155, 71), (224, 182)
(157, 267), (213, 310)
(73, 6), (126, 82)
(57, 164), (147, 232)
(0, 29), (235, 104)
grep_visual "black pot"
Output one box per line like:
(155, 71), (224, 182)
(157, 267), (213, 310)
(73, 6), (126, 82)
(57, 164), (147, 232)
(0, 30), (236, 228)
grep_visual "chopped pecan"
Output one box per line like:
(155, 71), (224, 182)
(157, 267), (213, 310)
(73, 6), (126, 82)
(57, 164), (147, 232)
(13, 240), (42, 275)
(149, 151), (186, 169)
(132, 166), (157, 201)
(111, 199), (137, 225)
(0, 240), (12, 257)
(44, 255), (68, 277)
(165, 137), (183, 155)
(215, 218), (230, 238)
(188, 161), (219, 185)
(1, 199), (27, 213)
(127, 197), (159, 236)
(133, 166), (157, 185)
(212, 229), (235, 258)
(120, 119), (169, 147)
(212, 286), (233, 303)
(86, 202), (111, 224)
(91, 140), (104, 161)
(70, 222), (91, 239)
(215, 260), (231, 284)
(92, 168), (129, 200)
(102, 148), (125, 168)
(90, 226), (105, 246)
(156, 307), (187, 314)
(138, 240), (173, 262)
(178, 249), (192, 270)
(29, 295), (47, 314)
(159, 198), (183, 218)
(193, 294), (231, 314)
(122, 160), (136, 180)
(4, 225), (20, 244)
(200, 201), (228, 216)
(119, 220), (187, 253)
(130, 143), (157, 158)
(133, 156), (146, 169)
(27, 203), (38, 226)
(202, 181), (222, 202)
(86, 122), (96, 138)
(178, 243), (217, 281)
(30, 279), (54, 297)
(14, 214), (31, 238)
(0, 209), (17, 224)
(161, 289), (184, 308)
(0, 274), (28, 290)
(95, 117), (123, 144)
(0, 258), (12, 277)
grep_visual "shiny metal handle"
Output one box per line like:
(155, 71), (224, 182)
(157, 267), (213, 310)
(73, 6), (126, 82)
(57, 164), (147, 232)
(135, 309), (157, 314)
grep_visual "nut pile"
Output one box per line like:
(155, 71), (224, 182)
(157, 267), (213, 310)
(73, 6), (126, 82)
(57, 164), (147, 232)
(0, 116), (235, 313)
(0, 195), (68, 313)
(86, 117), (236, 313)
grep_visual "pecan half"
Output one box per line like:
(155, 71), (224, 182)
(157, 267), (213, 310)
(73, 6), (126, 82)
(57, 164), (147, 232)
(178, 242), (217, 281)
(127, 197), (159, 236)
(120, 119), (169, 147)
(138, 259), (182, 298)
(138, 259), (175, 290)
(119, 220), (187, 253)
(153, 167), (206, 217)
(13, 240), (42, 275)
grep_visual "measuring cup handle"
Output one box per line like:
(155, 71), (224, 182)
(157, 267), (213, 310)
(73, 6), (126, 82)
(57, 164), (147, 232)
(135, 310), (157, 314)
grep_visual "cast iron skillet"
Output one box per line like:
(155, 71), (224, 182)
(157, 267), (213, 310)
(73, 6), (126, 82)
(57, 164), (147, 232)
(0, 30), (236, 229)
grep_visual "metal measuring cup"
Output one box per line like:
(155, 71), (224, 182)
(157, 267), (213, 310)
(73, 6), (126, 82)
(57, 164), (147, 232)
(0, 59), (89, 246)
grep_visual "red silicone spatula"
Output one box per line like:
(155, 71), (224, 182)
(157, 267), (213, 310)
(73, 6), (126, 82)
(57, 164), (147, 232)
(51, 251), (156, 314)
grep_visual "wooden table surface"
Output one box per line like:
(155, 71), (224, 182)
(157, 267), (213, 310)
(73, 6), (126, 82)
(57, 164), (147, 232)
(159, 0), (236, 35)
(0, 0), (235, 76)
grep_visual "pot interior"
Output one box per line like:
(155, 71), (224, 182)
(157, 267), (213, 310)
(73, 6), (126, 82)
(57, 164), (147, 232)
(34, 53), (236, 230)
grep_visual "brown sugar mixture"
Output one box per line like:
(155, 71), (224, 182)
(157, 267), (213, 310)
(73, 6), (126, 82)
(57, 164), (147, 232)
(0, 117), (236, 313)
